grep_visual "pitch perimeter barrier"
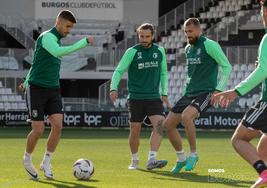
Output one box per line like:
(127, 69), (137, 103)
(0, 111), (244, 129)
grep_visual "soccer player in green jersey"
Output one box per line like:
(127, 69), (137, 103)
(22, 10), (93, 180)
(110, 23), (171, 170)
(163, 18), (232, 173)
(213, 1), (267, 187)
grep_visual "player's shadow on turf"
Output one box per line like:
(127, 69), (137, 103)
(138, 169), (254, 187)
(38, 179), (98, 188)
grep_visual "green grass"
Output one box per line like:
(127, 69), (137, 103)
(0, 127), (258, 188)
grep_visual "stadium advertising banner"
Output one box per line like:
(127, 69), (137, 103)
(35, 0), (123, 20)
(0, 111), (243, 129)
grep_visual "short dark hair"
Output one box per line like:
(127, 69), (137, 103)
(184, 18), (200, 28)
(137, 23), (155, 35)
(57, 10), (76, 23)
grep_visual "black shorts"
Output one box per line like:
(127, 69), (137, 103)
(242, 101), (267, 133)
(128, 99), (164, 122)
(171, 92), (212, 114)
(25, 84), (63, 121)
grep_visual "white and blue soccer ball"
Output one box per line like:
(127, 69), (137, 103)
(73, 158), (94, 180)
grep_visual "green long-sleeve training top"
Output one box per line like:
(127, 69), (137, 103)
(184, 35), (232, 97)
(110, 43), (168, 99)
(25, 27), (88, 88)
(235, 32), (267, 101)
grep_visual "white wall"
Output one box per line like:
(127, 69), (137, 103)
(123, 0), (158, 26)
(35, 0), (124, 21)
(0, 0), (35, 19)
(1, 0), (158, 25)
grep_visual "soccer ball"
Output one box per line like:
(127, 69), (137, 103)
(73, 158), (94, 180)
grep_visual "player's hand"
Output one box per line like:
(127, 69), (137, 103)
(212, 90), (238, 108)
(18, 83), (25, 92)
(255, 59), (259, 68)
(210, 91), (220, 107)
(110, 90), (118, 103)
(161, 96), (172, 110)
(87, 36), (94, 45)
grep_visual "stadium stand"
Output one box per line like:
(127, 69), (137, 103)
(0, 0), (263, 112)
(0, 15), (35, 49)
(100, 0), (261, 111)
(0, 56), (19, 70)
(0, 81), (26, 111)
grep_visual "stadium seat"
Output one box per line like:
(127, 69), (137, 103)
(16, 95), (22, 101)
(2, 95), (8, 101)
(252, 93), (260, 101)
(219, 1), (225, 7)
(236, 72), (243, 79)
(246, 98), (254, 107)
(238, 98), (246, 108)
(112, 99), (119, 108)
(177, 65), (184, 72)
(65, 105), (72, 111)
(233, 64), (239, 72)
(244, 71), (251, 77)
(161, 36), (168, 43)
(4, 102), (11, 110)
(238, 0), (244, 6)
(1, 88), (12, 95)
(18, 102), (27, 110)
(171, 87), (179, 95)
(237, 11), (245, 17)
(178, 80), (183, 88)
(248, 64), (255, 72)
(169, 80), (175, 87)
(200, 12), (206, 19)
(167, 74), (172, 80)
(119, 98), (127, 108)
(11, 102), (18, 109)
(171, 30), (178, 37)
(171, 66), (177, 73)
(241, 64), (247, 72)
(173, 72), (179, 80)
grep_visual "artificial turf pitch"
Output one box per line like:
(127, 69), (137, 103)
(0, 127), (258, 188)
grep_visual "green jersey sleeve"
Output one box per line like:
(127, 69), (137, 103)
(205, 39), (232, 91)
(23, 70), (31, 89)
(158, 47), (168, 96)
(235, 35), (267, 96)
(42, 33), (88, 58)
(110, 48), (136, 91)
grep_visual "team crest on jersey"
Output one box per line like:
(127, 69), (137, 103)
(137, 52), (142, 59)
(32, 109), (38, 118)
(153, 53), (158, 59)
(197, 48), (201, 55)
